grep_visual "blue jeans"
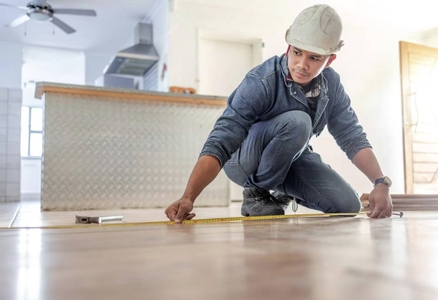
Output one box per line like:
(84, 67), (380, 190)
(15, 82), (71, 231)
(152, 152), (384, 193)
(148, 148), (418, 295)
(223, 111), (361, 213)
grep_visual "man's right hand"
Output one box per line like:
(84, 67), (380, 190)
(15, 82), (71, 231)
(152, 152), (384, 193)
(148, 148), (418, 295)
(164, 198), (196, 223)
(164, 156), (221, 223)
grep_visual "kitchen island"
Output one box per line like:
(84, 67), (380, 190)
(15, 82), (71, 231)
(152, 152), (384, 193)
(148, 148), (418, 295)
(36, 82), (228, 211)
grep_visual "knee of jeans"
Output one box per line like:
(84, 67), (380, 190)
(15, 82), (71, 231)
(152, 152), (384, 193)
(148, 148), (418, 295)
(331, 194), (362, 214)
(276, 111), (312, 141)
(224, 162), (247, 186)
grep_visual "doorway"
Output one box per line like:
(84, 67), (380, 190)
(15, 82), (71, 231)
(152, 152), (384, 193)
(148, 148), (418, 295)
(400, 41), (438, 193)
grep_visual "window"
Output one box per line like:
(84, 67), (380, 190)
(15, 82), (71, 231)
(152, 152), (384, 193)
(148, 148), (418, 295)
(21, 106), (43, 157)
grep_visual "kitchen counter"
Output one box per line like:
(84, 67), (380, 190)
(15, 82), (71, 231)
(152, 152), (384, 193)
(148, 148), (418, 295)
(36, 82), (227, 106)
(36, 82), (229, 211)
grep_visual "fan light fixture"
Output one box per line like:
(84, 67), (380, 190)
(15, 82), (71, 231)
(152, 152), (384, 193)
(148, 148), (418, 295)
(0, 1), (97, 34)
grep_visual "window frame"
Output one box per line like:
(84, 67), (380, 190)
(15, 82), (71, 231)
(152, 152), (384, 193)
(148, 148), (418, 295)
(21, 106), (43, 158)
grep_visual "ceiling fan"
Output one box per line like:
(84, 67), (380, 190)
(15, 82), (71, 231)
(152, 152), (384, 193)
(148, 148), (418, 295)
(0, 0), (97, 34)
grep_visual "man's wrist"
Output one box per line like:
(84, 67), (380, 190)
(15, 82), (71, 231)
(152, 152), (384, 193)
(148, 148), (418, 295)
(374, 176), (392, 187)
(182, 193), (197, 203)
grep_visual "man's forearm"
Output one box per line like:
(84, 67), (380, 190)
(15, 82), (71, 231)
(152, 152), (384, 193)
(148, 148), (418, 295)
(352, 148), (384, 183)
(182, 155), (222, 202)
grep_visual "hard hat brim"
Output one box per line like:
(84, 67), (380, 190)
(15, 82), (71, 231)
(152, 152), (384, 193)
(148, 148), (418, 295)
(286, 38), (331, 56)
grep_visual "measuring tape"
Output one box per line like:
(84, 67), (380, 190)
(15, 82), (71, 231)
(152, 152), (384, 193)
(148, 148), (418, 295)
(0, 212), (368, 230)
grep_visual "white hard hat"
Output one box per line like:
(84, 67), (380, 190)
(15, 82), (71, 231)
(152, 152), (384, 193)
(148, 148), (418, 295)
(285, 4), (344, 55)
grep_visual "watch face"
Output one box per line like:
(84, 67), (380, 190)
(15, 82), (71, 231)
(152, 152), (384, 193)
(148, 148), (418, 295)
(383, 176), (392, 187)
(375, 176), (392, 187)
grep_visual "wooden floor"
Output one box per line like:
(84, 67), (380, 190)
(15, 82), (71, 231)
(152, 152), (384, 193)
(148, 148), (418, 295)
(1, 200), (438, 300)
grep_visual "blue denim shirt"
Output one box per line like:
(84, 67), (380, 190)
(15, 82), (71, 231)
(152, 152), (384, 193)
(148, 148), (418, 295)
(200, 54), (371, 167)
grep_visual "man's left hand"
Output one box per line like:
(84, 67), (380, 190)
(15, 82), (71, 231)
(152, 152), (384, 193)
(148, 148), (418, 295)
(367, 184), (393, 218)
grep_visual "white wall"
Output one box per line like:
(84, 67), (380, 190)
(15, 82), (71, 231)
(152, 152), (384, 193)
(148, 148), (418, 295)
(85, 52), (113, 86)
(423, 28), (438, 48)
(142, 0), (169, 92)
(168, 1), (429, 196)
(0, 42), (23, 89)
(22, 46), (86, 87)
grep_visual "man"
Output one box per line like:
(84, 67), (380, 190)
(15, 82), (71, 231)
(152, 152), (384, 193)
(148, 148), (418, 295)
(165, 4), (393, 222)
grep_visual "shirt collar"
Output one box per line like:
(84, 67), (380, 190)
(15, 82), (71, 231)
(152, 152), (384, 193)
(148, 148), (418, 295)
(286, 70), (322, 98)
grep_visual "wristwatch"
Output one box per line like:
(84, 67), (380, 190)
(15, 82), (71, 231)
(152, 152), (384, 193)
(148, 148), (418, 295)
(374, 176), (392, 187)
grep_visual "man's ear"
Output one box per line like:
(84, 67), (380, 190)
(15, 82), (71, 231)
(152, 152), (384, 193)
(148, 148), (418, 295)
(325, 54), (337, 68)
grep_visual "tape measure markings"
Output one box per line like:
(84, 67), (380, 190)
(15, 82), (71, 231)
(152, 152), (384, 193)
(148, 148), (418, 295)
(0, 212), (368, 230)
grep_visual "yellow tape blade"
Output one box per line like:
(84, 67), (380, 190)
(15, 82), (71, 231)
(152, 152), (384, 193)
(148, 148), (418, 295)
(0, 212), (367, 230)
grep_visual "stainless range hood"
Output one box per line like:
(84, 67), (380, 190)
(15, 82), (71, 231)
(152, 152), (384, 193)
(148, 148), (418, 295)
(104, 23), (159, 77)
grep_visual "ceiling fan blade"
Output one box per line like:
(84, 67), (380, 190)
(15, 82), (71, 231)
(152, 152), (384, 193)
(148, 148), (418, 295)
(7, 15), (30, 27)
(50, 16), (76, 34)
(53, 8), (96, 16)
(0, 3), (27, 10)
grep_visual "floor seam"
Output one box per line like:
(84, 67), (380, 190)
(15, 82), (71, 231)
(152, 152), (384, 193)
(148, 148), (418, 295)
(8, 203), (21, 228)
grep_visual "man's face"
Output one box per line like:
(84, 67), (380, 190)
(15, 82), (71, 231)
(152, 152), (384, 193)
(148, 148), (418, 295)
(287, 46), (336, 87)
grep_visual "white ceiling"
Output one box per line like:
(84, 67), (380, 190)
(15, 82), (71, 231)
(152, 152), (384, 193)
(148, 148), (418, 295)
(1, 0), (438, 53)
(0, 0), (160, 53)
(180, 0), (438, 32)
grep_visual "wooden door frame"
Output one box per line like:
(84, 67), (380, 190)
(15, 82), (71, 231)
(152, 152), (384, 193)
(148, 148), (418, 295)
(399, 41), (438, 193)
(399, 41), (412, 194)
